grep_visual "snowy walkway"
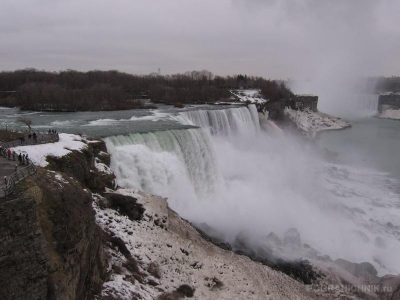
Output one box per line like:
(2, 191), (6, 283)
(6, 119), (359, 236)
(0, 157), (17, 181)
(0, 134), (59, 197)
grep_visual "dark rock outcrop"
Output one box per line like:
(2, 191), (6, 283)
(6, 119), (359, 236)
(284, 228), (301, 249)
(265, 232), (282, 247)
(192, 224), (320, 285)
(378, 93), (400, 113)
(0, 197), (49, 300)
(335, 258), (378, 277)
(104, 193), (144, 221)
(379, 275), (400, 300)
(0, 168), (108, 300)
(46, 140), (114, 192)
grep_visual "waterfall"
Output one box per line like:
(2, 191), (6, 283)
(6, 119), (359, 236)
(355, 94), (379, 116)
(104, 105), (259, 206)
(176, 104), (260, 136)
(104, 128), (222, 205)
(248, 104), (261, 132)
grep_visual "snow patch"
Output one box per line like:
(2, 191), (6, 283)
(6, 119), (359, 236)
(95, 158), (112, 174)
(378, 108), (400, 120)
(284, 108), (351, 136)
(230, 89), (267, 104)
(11, 133), (87, 167)
(54, 173), (69, 184)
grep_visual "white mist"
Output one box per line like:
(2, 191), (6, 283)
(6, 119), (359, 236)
(105, 105), (400, 275)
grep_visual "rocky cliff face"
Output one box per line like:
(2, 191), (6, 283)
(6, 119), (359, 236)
(0, 168), (108, 300)
(0, 141), (111, 300)
(378, 93), (400, 112)
(46, 140), (115, 192)
(0, 197), (49, 300)
(93, 189), (322, 300)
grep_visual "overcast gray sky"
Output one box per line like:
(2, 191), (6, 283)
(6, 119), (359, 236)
(1, 0), (399, 79)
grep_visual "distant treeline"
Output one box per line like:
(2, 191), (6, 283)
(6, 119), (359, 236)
(355, 76), (400, 94)
(373, 76), (400, 93)
(0, 69), (293, 111)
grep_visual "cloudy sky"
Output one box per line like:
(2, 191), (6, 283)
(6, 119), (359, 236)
(1, 0), (399, 79)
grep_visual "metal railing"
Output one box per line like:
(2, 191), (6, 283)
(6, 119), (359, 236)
(0, 133), (59, 150)
(0, 133), (59, 198)
(0, 163), (36, 198)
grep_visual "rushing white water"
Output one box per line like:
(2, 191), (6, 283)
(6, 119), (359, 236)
(355, 94), (379, 116)
(105, 104), (400, 274)
(105, 128), (222, 211)
(176, 105), (260, 136)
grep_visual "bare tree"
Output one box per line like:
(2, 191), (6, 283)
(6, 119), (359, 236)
(17, 117), (33, 132)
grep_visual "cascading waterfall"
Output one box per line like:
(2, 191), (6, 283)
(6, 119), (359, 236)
(355, 94), (379, 115)
(248, 104), (261, 132)
(104, 104), (260, 211)
(176, 104), (260, 136)
(105, 128), (222, 206)
(104, 105), (259, 205)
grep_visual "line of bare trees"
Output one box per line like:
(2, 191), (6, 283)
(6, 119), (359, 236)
(0, 69), (293, 111)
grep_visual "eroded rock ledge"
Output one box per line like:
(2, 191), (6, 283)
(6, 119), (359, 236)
(0, 140), (111, 300)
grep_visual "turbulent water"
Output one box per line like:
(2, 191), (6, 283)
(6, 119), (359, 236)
(105, 128), (222, 206)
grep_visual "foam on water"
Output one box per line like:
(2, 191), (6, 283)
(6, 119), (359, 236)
(51, 120), (79, 126)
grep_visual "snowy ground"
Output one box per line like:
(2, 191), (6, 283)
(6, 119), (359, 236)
(93, 189), (400, 299)
(93, 189), (320, 300)
(10, 133), (87, 166)
(378, 107), (400, 120)
(284, 108), (351, 137)
(95, 157), (112, 174)
(230, 89), (267, 104)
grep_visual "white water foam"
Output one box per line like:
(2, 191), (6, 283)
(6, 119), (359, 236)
(105, 104), (400, 274)
(105, 128), (222, 212)
(175, 105), (259, 137)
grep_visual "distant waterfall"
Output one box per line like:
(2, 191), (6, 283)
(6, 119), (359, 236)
(355, 94), (379, 116)
(105, 128), (222, 203)
(176, 104), (260, 136)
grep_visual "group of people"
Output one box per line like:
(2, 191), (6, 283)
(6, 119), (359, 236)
(19, 132), (38, 145)
(1, 129), (61, 188)
(1, 148), (30, 187)
(1, 148), (30, 165)
(17, 129), (59, 146)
